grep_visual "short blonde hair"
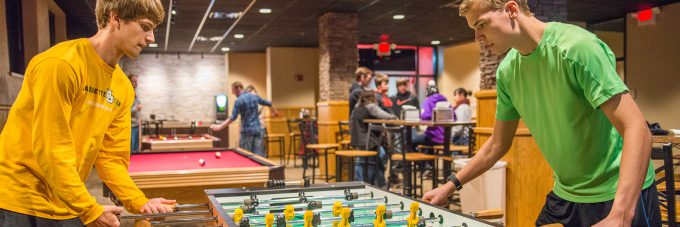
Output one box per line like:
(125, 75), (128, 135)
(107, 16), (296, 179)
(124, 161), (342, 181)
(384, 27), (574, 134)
(459, 0), (532, 16)
(355, 67), (373, 81)
(96, 0), (165, 29)
(374, 73), (389, 87)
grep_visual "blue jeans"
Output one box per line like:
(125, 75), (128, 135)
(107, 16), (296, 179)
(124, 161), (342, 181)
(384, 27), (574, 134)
(0, 209), (82, 227)
(354, 146), (387, 187)
(240, 131), (265, 157)
(131, 126), (140, 154)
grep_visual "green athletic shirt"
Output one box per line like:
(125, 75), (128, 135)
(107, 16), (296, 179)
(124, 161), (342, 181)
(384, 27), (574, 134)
(495, 22), (654, 203)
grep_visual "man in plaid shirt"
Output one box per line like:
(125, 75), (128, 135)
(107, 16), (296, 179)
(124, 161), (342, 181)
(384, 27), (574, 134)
(211, 81), (278, 156)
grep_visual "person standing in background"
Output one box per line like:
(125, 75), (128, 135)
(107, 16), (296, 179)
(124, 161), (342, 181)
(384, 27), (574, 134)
(349, 67), (374, 116)
(373, 73), (394, 114)
(391, 78), (419, 117)
(129, 74), (141, 154)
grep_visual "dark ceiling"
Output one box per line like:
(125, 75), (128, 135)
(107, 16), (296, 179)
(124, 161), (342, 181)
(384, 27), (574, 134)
(55, 0), (680, 53)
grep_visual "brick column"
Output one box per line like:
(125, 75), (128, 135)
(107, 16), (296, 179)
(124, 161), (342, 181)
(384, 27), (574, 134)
(478, 0), (567, 89)
(318, 12), (358, 101)
(317, 13), (358, 180)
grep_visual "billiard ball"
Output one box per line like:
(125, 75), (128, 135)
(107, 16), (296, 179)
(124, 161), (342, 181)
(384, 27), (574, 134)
(215, 152), (222, 158)
(174, 136), (178, 140)
(199, 159), (206, 166)
(188, 136), (193, 140)
(159, 136), (166, 140)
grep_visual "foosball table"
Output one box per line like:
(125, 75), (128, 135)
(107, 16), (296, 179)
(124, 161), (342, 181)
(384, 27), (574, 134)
(120, 181), (500, 226)
(211, 181), (499, 226)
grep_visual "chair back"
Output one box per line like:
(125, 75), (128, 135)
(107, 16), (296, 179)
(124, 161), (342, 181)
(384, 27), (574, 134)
(337, 121), (351, 143)
(652, 143), (676, 226)
(298, 119), (319, 153)
(287, 118), (302, 135)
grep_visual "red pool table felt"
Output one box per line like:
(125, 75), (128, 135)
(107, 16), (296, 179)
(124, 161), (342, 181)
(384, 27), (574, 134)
(129, 150), (261, 172)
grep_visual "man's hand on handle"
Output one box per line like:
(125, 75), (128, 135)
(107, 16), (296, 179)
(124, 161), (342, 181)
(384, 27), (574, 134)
(140, 198), (177, 214)
(422, 182), (456, 206)
(87, 206), (124, 227)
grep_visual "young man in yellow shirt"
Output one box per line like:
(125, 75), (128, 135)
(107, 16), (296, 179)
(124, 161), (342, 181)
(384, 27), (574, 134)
(0, 0), (175, 226)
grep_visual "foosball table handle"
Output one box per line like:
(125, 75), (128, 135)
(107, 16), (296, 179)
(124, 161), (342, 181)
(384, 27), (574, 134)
(470, 208), (504, 220)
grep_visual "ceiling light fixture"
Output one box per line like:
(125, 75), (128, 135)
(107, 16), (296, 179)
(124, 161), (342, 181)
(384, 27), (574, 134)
(431, 40), (441, 45)
(393, 15), (405, 20)
(221, 47), (230, 52)
(148, 43), (158, 47)
(259, 8), (272, 14)
(234, 34), (245, 39)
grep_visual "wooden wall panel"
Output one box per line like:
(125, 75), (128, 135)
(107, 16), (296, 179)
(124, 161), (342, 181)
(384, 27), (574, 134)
(315, 101), (348, 182)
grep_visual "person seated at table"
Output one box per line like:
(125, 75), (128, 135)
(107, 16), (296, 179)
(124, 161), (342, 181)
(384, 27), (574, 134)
(350, 90), (397, 187)
(452, 88), (473, 146)
(412, 80), (449, 177)
(413, 80), (449, 152)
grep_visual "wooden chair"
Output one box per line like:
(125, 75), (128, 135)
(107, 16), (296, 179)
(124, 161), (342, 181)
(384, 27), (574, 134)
(299, 119), (338, 183)
(263, 128), (285, 165)
(336, 121), (351, 149)
(382, 124), (437, 197)
(286, 119), (302, 167)
(653, 143), (676, 226)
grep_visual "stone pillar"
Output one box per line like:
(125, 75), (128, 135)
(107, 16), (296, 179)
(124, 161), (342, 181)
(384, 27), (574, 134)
(478, 0), (567, 89)
(316, 12), (358, 181)
(318, 12), (358, 101)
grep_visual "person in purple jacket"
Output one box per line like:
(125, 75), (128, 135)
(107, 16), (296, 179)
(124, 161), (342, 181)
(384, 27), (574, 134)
(413, 80), (449, 151)
(413, 80), (449, 177)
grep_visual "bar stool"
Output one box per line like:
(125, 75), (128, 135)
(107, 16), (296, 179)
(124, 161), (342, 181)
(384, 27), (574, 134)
(299, 119), (338, 183)
(306, 144), (339, 183)
(263, 128), (286, 164)
(286, 119), (302, 167)
(335, 150), (377, 182)
(383, 125), (437, 197)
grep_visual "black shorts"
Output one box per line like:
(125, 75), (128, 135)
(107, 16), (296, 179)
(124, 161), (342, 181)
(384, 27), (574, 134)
(535, 186), (661, 227)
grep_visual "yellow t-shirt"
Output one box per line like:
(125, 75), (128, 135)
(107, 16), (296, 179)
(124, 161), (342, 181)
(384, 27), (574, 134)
(0, 38), (148, 224)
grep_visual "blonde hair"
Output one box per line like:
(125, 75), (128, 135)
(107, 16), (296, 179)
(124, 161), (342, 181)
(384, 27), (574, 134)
(459, 0), (532, 16)
(355, 67), (373, 81)
(374, 73), (389, 87)
(96, 0), (165, 29)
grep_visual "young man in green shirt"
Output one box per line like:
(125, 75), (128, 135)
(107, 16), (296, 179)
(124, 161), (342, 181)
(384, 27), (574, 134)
(423, 0), (660, 226)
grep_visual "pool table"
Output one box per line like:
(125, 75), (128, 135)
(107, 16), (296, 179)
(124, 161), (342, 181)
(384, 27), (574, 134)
(141, 133), (220, 152)
(103, 148), (284, 205)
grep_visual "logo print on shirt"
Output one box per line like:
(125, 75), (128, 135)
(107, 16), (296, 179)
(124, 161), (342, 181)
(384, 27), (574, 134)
(106, 90), (114, 104)
(397, 98), (412, 106)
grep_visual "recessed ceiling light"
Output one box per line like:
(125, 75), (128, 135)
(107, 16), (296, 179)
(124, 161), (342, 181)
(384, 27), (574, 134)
(234, 34), (245, 39)
(171, 10), (176, 15)
(221, 47), (230, 52)
(209, 11), (241, 19)
(393, 14), (405, 20)
(259, 8), (272, 14)
(148, 43), (158, 48)
(431, 40), (441, 45)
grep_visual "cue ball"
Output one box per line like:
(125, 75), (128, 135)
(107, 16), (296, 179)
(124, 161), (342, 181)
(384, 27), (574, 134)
(215, 152), (222, 158)
(199, 159), (206, 166)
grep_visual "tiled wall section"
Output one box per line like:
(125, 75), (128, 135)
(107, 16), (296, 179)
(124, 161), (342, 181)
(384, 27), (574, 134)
(121, 53), (227, 123)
